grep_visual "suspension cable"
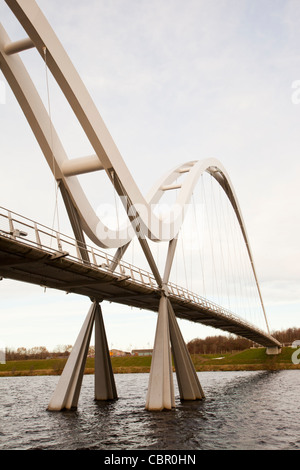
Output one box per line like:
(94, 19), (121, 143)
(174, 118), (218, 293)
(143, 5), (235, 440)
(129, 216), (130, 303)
(211, 174), (230, 308)
(43, 47), (60, 238)
(192, 190), (206, 297)
(203, 173), (219, 303)
(111, 170), (120, 234)
(180, 223), (189, 291)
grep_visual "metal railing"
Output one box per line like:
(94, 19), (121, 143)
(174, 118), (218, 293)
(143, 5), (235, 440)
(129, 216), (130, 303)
(0, 206), (276, 343)
(0, 206), (158, 290)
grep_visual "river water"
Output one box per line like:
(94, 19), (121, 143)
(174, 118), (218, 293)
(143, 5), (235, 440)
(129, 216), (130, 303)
(0, 370), (299, 451)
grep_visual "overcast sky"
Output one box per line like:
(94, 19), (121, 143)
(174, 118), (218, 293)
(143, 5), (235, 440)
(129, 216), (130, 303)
(0, 0), (300, 351)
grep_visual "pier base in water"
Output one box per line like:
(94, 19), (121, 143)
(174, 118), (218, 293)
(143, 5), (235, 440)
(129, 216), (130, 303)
(47, 296), (203, 412)
(145, 293), (205, 411)
(94, 303), (117, 401)
(146, 295), (175, 411)
(47, 301), (117, 411)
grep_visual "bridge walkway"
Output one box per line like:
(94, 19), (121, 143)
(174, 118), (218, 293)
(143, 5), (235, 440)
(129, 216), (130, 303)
(0, 207), (281, 350)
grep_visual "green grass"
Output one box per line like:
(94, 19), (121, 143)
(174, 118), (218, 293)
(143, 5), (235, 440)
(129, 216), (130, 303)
(192, 347), (299, 370)
(206, 347), (295, 365)
(0, 355), (153, 376)
(0, 357), (68, 374)
(208, 348), (271, 365)
(0, 348), (298, 376)
(111, 355), (152, 368)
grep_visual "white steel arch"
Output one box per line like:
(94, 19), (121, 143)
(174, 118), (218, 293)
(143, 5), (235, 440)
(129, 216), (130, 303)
(0, 0), (254, 249)
(0, 0), (268, 329)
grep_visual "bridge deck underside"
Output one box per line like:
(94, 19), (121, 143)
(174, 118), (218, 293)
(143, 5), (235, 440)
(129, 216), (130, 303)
(0, 236), (280, 348)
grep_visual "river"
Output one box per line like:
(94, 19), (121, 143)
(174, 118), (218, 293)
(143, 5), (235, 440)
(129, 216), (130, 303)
(0, 370), (299, 450)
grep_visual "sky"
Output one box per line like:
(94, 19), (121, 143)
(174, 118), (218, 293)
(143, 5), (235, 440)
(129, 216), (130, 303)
(0, 0), (300, 352)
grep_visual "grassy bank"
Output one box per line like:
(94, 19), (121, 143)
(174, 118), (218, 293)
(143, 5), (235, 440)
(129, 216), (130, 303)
(191, 347), (300, 371)
(0, 347), (299, 377)
(0, 355), (153, 377)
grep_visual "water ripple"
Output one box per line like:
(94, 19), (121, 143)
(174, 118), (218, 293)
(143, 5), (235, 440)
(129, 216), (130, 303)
(0, 371), (299, 450)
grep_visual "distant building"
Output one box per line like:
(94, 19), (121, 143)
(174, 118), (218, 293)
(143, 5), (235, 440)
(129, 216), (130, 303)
(110, 349), (130, 357)
(292, 340), (300, 348)
(132, 349), (153, 357)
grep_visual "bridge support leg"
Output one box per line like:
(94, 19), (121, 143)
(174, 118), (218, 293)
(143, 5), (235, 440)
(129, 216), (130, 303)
(266, 346), (281, 355)
(94, 303), (118, 401)
(167, 299), (205, 401)
(146, 294), (175, 411)
(47, 301), (117, 411)
(47, 301), (97, 411)
(145, 294), (205, 411)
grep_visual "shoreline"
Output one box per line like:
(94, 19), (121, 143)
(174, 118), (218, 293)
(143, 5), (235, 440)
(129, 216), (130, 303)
(0, 363), (299, 377)
(1, 347), (299, 377)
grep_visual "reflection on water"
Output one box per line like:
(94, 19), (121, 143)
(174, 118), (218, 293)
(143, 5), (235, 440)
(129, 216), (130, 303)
(0, 370), (299, 450)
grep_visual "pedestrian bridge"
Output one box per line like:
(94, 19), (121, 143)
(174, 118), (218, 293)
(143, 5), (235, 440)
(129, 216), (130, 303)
(0, 207), (280, 351)
(0, 0), (281, 411)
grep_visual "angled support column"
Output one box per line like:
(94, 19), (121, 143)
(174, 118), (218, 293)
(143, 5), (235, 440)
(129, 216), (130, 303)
(167, 299), (205, 400)
(59, 180), (90, 265)
(145, 294), (175, 411)
(48, 300), (117, 411)
(47, 301), (97, 411)
(94, 303), (117, 400)
(146, 236), (204, 410)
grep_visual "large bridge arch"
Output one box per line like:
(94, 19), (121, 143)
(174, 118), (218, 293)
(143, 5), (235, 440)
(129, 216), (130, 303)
(0, 1), (266, 322)
(0, 1), (257, 250)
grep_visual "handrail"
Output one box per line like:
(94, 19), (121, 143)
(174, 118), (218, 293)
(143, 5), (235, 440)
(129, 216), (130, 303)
(0, 206), (278, 345)
(0, 206), (158, 289)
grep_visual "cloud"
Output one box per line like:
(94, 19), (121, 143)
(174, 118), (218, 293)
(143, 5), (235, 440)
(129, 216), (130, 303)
(0, 0), (300, 349)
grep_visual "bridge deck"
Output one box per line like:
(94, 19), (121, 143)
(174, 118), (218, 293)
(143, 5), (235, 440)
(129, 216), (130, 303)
(0, 224), (281, 349)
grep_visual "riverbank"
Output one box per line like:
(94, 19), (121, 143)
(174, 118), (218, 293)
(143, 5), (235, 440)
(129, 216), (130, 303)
(0, 347), (299, 377)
